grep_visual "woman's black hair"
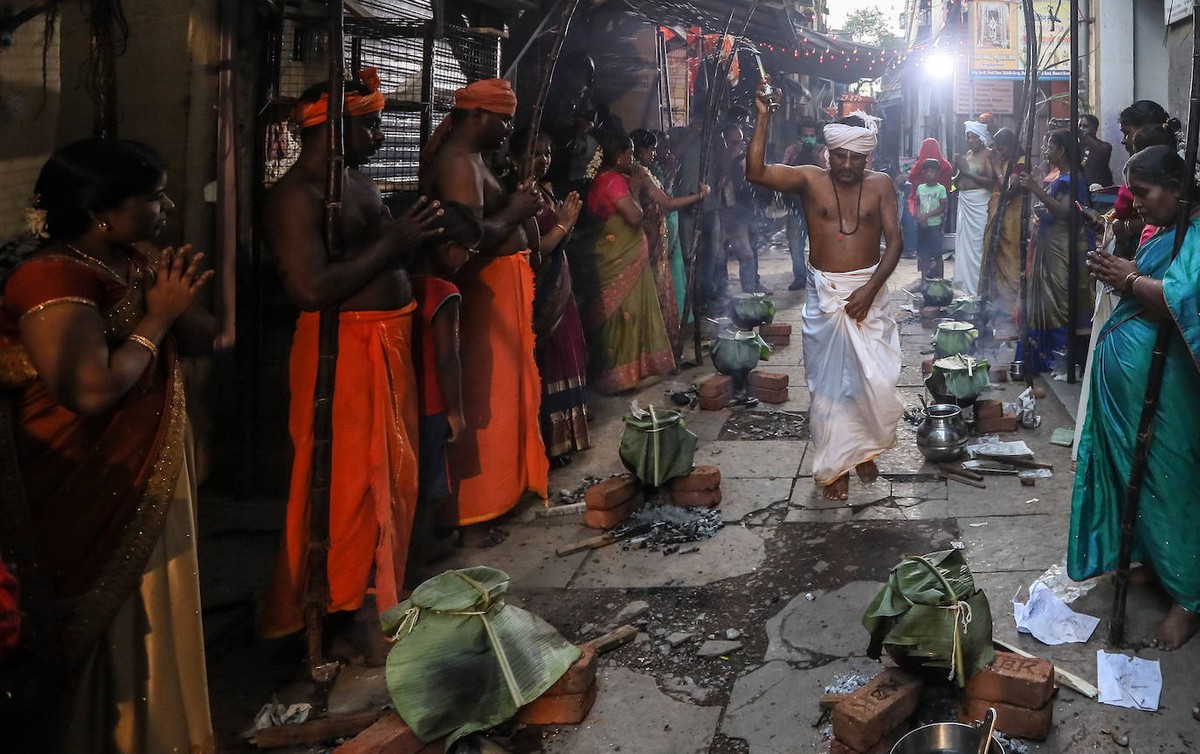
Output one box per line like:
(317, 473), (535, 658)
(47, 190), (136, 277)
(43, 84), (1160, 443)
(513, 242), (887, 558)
(1124, 145), (1190, 191)
(629, 128), (657, 152)
(1132, 123), (1180, 153)
(34, 139), (167, 240)
(508, 127), (551, 158)
(597, 131), (632, 167)
(1118, 100), (1180, 133)
(1046, 129), (1080, 166)
(992, 127), (1018, 151)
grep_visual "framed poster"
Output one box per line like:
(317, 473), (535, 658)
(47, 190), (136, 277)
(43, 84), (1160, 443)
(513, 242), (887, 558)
(1166, 0), (1192, 25)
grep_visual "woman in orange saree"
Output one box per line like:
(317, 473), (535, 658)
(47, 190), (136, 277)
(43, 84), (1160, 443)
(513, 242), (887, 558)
(0, 139), (217, 753)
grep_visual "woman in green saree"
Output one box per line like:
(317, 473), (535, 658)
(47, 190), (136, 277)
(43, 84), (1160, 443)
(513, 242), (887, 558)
(1072, 145), (1200, 650)
(572, 132), (676, 393)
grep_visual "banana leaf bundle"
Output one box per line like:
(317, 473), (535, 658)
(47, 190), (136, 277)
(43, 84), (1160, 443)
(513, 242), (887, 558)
(922, 278), (955, 307)
(381, 568), (581, 745)
(862, 550), (995, 686)
(729, 293), (776, 327)
(618, 404), (698, 487)
(926, 354), (991, 404)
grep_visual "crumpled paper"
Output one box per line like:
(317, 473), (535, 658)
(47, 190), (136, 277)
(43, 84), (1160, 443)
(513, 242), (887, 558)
(1096, 651), (1162, 711)
(1012, 581), (1100, 645)
(253, 702), (312, 730)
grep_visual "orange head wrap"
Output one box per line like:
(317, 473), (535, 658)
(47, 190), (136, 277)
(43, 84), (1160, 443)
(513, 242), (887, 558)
(292, 67), (386, 128)
(419, 78), (519, 187)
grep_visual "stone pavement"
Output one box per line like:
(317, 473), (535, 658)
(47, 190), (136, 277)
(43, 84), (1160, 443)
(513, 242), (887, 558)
(203, 245), (1200, 753)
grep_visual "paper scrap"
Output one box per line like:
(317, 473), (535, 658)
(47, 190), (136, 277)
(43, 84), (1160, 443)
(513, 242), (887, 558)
(1096, 651), (1162, 711)
(966, 438), (1034, 458)
(1013, 582), (1100, 645)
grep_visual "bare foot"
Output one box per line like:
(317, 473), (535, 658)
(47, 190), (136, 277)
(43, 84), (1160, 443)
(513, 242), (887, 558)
(1128, 563), (1161, 587)
(457, 524), (509, 549)
(823, 475), (849, 501)
(1152, 604), (1200, 650)
(855, 459), (879, 484)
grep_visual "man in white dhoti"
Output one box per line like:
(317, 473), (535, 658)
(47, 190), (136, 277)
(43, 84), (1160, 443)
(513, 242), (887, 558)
(953, 121), (996, 296)
(746, 82), (904, 500)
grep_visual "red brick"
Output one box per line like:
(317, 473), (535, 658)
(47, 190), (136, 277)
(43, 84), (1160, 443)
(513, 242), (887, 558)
(975, 413), (1018, 434)
(699, 374), (734, 398)
(667, 465), (722, 492)
(748, 371), (789, 390)
(832, 669), (923, 752)
(829, 722), (909, 754)
(761, 333), (791, 346)
(544, 644), (597, 696)
(988, 364), (1009, 383)
(974, 399), (1002, 419)
(921, 358), (934, 376)
(584, 475), (639, 511)
(920, 306), (942, 320)
(699, 389), (733, 411)
(583, 492), (643, 529)
(751, 385), (789, 404)
(959, 696), (1052, 741)
(758, 323), (792, 337)
(518, 681), (598, 725)
(964, 651), (1055, 709)
(334, 712), (426, 754)
(668, 487), (722, 508)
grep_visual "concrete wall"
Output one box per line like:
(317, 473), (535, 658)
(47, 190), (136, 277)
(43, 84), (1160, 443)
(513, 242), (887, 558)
(1167, 19), (1193, 129)
(0, 14), (60, 241)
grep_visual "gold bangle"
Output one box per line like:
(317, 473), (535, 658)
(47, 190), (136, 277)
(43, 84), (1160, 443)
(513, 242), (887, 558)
(128, 334), (159, 359)
(555, 223), (569, 234)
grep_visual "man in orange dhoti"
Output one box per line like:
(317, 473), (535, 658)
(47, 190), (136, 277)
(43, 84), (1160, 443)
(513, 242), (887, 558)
(420, 79), (550, 531)
(260, 70), (444, 654)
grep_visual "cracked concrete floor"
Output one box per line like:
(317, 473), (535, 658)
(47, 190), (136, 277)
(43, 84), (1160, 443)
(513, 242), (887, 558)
(205, 245), (1200, 753)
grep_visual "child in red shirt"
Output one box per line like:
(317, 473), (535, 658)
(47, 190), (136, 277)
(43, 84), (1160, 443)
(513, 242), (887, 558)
(408, 200), (482, 580)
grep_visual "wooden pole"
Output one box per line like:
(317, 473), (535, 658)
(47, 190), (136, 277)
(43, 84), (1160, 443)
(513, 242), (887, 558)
(303, 0), (345, 686)
(675, 1), (760, 362)
(522, 0), (583, 181)
(1065, 0), (1081, 384)
(1017, 0), (1038, 389)
(1108, 0), (1200, 647)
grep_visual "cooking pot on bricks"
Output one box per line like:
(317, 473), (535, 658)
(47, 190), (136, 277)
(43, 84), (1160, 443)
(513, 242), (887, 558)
(710, 329), (766, 375)
(933, 321), (979, 358)
(915, 404), (970, 463)
(729, 293), (776, 328)
(890, 720), (1005, 754)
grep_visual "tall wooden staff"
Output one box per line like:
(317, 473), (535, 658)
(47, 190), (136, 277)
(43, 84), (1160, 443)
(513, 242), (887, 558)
(303, 0), (345, 684)
(1109, 0), (1200, 647)
(1016, 0), (1038, 389)
(676, 1), (760, 362)
(522, 0), (583, 180)
(1065, 0), (1081, 384)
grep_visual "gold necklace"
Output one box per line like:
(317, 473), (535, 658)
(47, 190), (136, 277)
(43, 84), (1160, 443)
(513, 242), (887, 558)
(60, 241), (127, 282)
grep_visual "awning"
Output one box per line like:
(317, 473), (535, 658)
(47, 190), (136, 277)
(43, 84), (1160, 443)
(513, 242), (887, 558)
(617, 0), (894, 82)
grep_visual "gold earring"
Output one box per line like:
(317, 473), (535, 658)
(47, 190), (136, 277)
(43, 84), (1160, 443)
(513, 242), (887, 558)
(99, 220), (110, 231)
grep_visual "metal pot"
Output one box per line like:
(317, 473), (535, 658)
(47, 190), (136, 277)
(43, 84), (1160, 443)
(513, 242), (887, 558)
(710, 330), (763, 375)
(890, 721), (1006, 754)
(915, 404), (970, 462)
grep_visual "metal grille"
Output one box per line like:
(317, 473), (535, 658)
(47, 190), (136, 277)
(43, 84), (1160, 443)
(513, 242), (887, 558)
(259, 7), (500, 193)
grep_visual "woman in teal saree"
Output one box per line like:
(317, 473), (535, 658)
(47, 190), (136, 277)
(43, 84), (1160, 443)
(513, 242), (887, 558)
(1072, 146), (1200, 649)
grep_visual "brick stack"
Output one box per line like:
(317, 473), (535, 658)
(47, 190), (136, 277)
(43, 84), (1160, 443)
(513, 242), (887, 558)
(583, 475), (644, 529)
(699, 374), (733, 410)
(758, 322), (792, 346)
(748, 371), (789, 404)
(666, 465), (722, 508)
(920, 306), (944, 330)
(518, 644), (599, 725)
(974, 399), (1018, 434)
(830, 669), (923, 754)
(988, 363), (1009, 383)
(960, 651), (1055, 741)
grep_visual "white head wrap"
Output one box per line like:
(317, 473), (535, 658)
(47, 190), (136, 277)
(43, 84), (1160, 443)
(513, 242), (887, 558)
(823, 110), (880, 154)
(965, 120), (993, 147)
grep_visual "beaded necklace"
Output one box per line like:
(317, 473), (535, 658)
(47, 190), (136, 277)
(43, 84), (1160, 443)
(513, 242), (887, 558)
(830, 171), (865, 241)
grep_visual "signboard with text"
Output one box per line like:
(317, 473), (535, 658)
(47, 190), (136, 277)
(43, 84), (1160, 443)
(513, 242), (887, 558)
(970, 0), (1070, 80)
(954, 77), (1015, 115)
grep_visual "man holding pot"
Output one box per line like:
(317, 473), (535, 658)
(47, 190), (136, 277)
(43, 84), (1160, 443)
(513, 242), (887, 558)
(746, 83), (904, 501)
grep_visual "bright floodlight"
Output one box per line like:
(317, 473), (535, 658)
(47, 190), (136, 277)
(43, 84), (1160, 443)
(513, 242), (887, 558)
(924, 52), (956, 78)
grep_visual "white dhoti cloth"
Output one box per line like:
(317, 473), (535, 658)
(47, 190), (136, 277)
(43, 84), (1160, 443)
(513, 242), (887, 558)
(954, 188), (991, 297)
(803, 264), (904, 485)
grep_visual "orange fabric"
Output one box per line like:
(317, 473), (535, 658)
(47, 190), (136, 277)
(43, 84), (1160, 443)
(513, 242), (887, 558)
(448, 253), (549, 525)
(420, 79), (518, 182)
(261, 305), (419, 638)
(291, 67), (386, 128)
